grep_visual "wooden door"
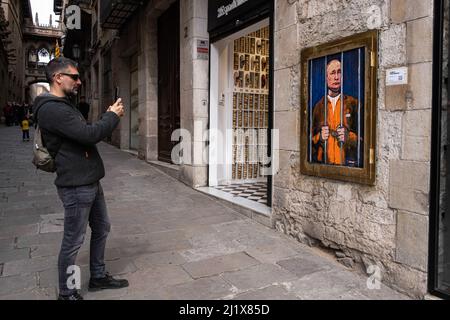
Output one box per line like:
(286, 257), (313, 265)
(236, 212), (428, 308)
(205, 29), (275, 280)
(158, 0), (180, 163)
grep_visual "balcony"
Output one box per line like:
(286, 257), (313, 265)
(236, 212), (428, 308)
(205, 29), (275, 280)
(100, 0), (142, 29)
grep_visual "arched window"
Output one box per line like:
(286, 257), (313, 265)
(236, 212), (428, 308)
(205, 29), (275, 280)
(27, 48), (37, 69)
(37, 48), (50, 65)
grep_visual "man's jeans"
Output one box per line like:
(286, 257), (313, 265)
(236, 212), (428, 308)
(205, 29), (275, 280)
(57, 182), (111, 295)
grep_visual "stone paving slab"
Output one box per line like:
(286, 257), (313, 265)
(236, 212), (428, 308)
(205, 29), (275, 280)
(182, 252), (260, 279)
(0, 248), (30, 264)
(165, 276), (235, 300)
(133, 251), (187, 269)
(179, 240), (248, 263)
(77, 247), (122, 266)
(231, 285), (299, 300)
(29, 244), (61, 258)
(220, 263), (298, 292)
(3, 207), (59, 219)
(37, 268), (59, 289)
(16, 232), (64, 248)
(0, 274), (37, 296)
(0, 125), (410, 300)
(0, 223), (39, 240)
(0, 238), (17, 252)
(276, 256), (333, 279)
(105, 258), (138, 276)
(0, 214), (42, 227)
(243, 243), (302, 264)
(0, 287), (55, 300)
(2, 255), (58, 277)
(126, 265), (193, 292)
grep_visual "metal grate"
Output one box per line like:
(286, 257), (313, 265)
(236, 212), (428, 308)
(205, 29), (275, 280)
(100, 0), (142, 29)
(232, 26), (270, 182)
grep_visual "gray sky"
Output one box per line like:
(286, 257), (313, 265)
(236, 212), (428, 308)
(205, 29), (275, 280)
(30, 0), (60, 27)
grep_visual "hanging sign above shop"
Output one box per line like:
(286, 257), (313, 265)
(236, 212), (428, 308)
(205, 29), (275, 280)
(217, 0), (249, 18)
(208, 0), (270, 37)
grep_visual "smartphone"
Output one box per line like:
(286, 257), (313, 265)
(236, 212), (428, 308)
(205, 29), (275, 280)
(114, 87), (120, 101)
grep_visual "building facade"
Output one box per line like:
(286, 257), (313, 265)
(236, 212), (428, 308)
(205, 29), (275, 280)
(0, 5), (9, 116)
(23, 13), (63, 103)
(0, 0), (31, 105)
(58, 0), (449, 299)
(0, 0), (63, 115)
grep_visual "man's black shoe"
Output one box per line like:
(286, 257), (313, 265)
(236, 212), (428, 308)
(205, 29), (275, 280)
(58, 292), (84, 300)
(88, 272), (129, 291)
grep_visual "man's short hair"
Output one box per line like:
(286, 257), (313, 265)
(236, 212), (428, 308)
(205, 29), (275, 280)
(327, 58), (341, 67)
(45, 57), (78, 84)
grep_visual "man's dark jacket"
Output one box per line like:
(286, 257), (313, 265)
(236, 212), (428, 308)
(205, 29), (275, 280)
(33, 93), (120, 187)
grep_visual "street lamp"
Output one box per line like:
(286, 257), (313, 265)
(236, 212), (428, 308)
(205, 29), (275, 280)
(72, 44), (80, 60)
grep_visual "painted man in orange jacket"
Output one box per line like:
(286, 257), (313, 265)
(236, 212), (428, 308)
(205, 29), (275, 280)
(311, 59), (360, 166)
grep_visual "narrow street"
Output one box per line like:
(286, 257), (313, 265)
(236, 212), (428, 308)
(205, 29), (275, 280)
(0, 125), (408, 300)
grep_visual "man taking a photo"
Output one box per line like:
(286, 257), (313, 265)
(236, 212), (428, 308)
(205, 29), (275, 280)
(33, 57), (128, 300)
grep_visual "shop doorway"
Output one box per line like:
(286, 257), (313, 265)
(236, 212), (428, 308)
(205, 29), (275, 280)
(209, 19), (271, 206)
(157, 0), (180, 163)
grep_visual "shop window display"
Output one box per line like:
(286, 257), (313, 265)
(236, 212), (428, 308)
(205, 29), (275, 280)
(232, 26), (270, 181)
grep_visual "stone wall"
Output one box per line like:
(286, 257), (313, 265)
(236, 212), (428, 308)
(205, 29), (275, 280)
(179, 0), (209, 187)
(0, 44), (8, 121)
(2, 0), (25, 103)
(0, 6), (7, 118)
(272, 0), (433, 298)
(139, 1), (167, 161)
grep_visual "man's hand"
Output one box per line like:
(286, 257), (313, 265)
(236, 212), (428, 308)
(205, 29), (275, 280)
(336, 126), (347, 143)
(108, 98), (125, 117)
(321, 126), (330, 141)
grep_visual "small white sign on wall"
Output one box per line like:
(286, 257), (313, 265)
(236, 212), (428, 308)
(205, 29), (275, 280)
(386, 67), (408, 86)
(197, 40), (209, 60)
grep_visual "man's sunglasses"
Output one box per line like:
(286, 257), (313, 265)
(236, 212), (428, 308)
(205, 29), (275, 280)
(57, 73), (81, 81)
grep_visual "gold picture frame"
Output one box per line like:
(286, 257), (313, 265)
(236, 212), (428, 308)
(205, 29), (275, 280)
(300, 30), (378, 185)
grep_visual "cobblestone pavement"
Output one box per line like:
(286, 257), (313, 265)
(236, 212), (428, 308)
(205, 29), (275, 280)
(0, 125), (410, 300)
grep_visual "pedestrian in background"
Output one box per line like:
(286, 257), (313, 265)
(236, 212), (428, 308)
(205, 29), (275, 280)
(3, 102), (12, 126)
(21, 115), (30, 142)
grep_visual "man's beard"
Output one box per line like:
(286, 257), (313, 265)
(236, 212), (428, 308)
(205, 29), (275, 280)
(64, 87), (78, 98)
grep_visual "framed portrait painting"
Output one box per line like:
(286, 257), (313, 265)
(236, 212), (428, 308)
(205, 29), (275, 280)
(300, 30), (377, 185)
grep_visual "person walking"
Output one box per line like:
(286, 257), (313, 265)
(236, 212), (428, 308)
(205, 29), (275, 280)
(33, 57), (128, 300)
(21, 116), (30, 142)
(3, 102), (12, 126)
